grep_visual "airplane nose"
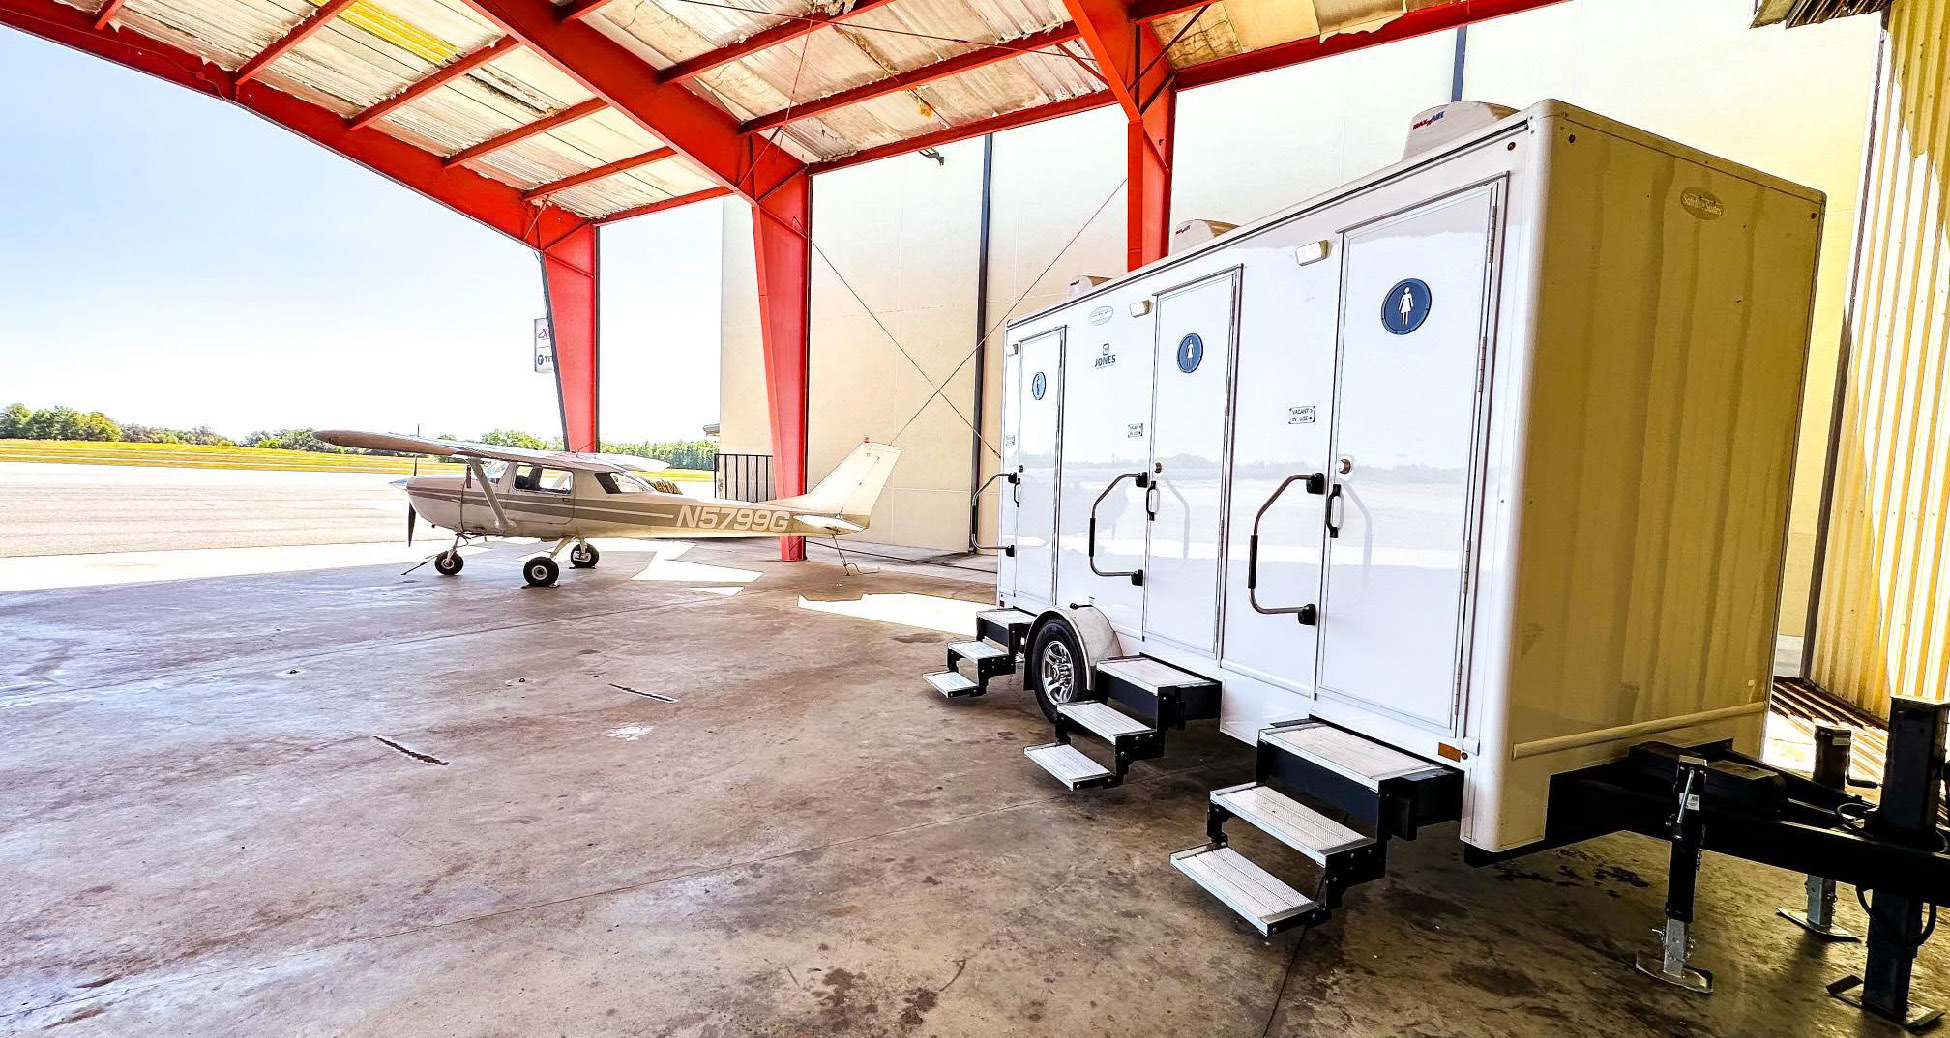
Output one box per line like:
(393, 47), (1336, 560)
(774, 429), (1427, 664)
(391, 478), (410, 489)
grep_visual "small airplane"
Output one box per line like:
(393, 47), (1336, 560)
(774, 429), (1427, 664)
(315, 430), (902, 587)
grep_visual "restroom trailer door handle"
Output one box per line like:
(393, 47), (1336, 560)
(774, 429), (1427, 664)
(1325, 483), (1345, 539)
(1087, 471), (1149, 586)
(1248, 473), (1326, 620)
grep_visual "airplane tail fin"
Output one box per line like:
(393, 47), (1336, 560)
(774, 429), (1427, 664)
(768, 441), (903, 525)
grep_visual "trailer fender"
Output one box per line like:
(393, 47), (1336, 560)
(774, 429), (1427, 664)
(1023, 605), (1122, 719)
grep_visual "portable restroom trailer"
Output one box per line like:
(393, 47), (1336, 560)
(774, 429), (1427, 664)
(956, 98), (1825, 858)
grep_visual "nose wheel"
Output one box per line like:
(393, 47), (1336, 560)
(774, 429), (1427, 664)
(433, 550), (464, 576)
(523, 556), (560, 587)
(569, 543), (600, 568)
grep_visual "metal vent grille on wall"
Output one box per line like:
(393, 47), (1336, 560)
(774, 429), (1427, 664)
(1753, 0), (1892, 28)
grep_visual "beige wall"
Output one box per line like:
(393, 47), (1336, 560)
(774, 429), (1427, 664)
(720, 0), (1880, 621)
(1811, 0), (1950, 717)
(718, 199), (772, 457)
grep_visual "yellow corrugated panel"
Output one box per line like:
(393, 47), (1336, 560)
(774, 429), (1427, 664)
(1812, 0), (1950, 717)
(310, 0), (458, 67)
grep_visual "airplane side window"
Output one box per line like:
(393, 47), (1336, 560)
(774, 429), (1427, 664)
(596, 473), (648, 494)
(536, 468), (572, 495)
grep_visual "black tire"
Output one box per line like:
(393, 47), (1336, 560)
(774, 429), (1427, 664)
(1025, 617), (1088, 724)
(523, 556), (560, 588)
(433, 551), (464, 576)
(569, 544), (599, 568)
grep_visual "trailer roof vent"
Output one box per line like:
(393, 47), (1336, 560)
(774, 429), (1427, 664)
(1403, 100), (1518, 159)
(1069, 275), (1112, 298)
(1171, 219), (1239, 254)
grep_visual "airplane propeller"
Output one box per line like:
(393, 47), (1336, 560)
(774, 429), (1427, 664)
(406, 503), (417, 546)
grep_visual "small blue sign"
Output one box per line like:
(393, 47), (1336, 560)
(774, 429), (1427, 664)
(1030, 371), (1047, 400)
(1381, 278), (1433, 335)
(1176, 332), (1204, 373)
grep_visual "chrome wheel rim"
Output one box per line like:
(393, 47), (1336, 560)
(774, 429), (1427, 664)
(1040, 638), (1077, 704)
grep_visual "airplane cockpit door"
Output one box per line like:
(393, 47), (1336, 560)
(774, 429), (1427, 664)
(1000, 329), (1064, 607)
(507, 464), (575, 529)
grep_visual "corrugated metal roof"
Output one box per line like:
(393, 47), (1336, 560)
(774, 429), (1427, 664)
(62, 0), (1459, 219)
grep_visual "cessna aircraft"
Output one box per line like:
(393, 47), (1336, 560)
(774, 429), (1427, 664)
(315, 430), (901, 587)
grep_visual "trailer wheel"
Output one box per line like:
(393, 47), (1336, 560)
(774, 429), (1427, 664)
(1027, 618), (1087, 723)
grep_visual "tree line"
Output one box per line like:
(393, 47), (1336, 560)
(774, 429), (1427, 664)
(1, 405), (720, 470)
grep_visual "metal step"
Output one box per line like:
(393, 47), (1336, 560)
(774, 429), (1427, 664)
(978, 607), (1035, 627)
(1057, 700), (1156, 742)
(1025, 742), (1115, 790)
(949, 640), (1007, 662)
(1170, 843), (1318, 936)
(1261, 723), (1448, 790)
(1211, 783), (1372, 865)
(926, 671), (979, 698)
(1096, 656), (1212, 692)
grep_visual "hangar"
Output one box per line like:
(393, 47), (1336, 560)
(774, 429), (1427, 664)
(5, 0), (1950, 1033)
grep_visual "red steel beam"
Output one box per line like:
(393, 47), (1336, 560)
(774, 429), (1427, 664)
(594, 186), (732, 225)
(1129, 0), (1210, 21)
(235, 0), (359, 86)
(742, 23), (1083, 136)
(460, 0), (804, 200)
(542, 224), (600, 451)
(1175, 0), (1570, 88)
(655, 0), (901, 84)
(807, 92), (1114, 175)
(444, 95), (607, 168)
(349, 35), (520, 131)
(521, 146), (674, 200)
(1061, 0), (1174, 268)
(752, 173), (811, 561)
(0, 0), (586, 247)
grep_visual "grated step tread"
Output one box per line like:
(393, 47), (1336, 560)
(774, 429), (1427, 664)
(950, 640), (1007, 661)
(1171, 844), (1317, 936)
(1025, 742), (1113, 790)
(1211, 783), (1372, 863)
(1097, 656), (1217, 692)
(1058, 701), (1156, 740)
(926, 671), (978, 697)
(1261, 723), (1447, 789)
(978, 608), (1036, 626)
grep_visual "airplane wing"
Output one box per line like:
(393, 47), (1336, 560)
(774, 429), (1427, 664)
(315, 430), (653, 474)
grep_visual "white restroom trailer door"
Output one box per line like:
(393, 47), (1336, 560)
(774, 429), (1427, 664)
(1142, 271), (1239, 655)
(1318, 184), (1500, 734)
(1056, 308), (1156, 633)
(1004, 330), (1064, 605)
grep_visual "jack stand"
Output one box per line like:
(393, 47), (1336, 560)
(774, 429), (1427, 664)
(1637, 756), (1713, 994)
(1781, 725), (1860, 941)
(1830, 697), (1948, 1032)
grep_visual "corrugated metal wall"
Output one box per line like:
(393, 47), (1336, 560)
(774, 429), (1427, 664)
(1810, 0), (1950, 717)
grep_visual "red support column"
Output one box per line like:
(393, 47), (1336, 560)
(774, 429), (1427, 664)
(752, 174), (812, 562)
(541, 225), (600, 452)
(1129, 81), (1174, 269)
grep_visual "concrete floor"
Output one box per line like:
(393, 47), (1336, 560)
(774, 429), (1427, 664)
(2, 537), (1942, 1037)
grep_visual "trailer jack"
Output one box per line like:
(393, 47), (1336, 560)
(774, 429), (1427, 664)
(1635, 756), (1713, 993)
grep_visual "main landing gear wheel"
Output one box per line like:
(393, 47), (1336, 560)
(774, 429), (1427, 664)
(523, 557), (560, 588)
(433, 550), (464, 576)
(1027, 618), (1087, 724)
(569, 544), (600, 568)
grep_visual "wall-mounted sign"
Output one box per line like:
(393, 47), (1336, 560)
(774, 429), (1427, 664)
(533, 318), (555, 374)
(1176, 332), (1204, 373)
(1089, 305), (1114, 325)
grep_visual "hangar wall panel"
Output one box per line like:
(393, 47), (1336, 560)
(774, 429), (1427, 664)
(807, 138), (986, 552)
(1811, 0), (1950, 718)
(1463, 0), (1880, 654)
(719, 201), (773, 457)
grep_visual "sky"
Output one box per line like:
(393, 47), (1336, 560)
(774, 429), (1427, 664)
(0, 30), (724, 445)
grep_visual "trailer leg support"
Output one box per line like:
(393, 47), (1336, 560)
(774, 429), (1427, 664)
(1781, 725), (1860, 941)
(1636, 757), (1713, 994)
(1830, 698), (1948, 1032)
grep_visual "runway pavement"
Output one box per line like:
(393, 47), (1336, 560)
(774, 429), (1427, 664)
(0, 462), (411, 557)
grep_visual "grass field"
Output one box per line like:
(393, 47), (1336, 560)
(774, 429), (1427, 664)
(0, 440), (713, 480)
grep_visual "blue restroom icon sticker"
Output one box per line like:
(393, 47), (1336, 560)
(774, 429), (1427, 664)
(1381, 278), (1433, 335)
(1031, 371), (1047, 400)
(1177, 332), (1204, 373)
